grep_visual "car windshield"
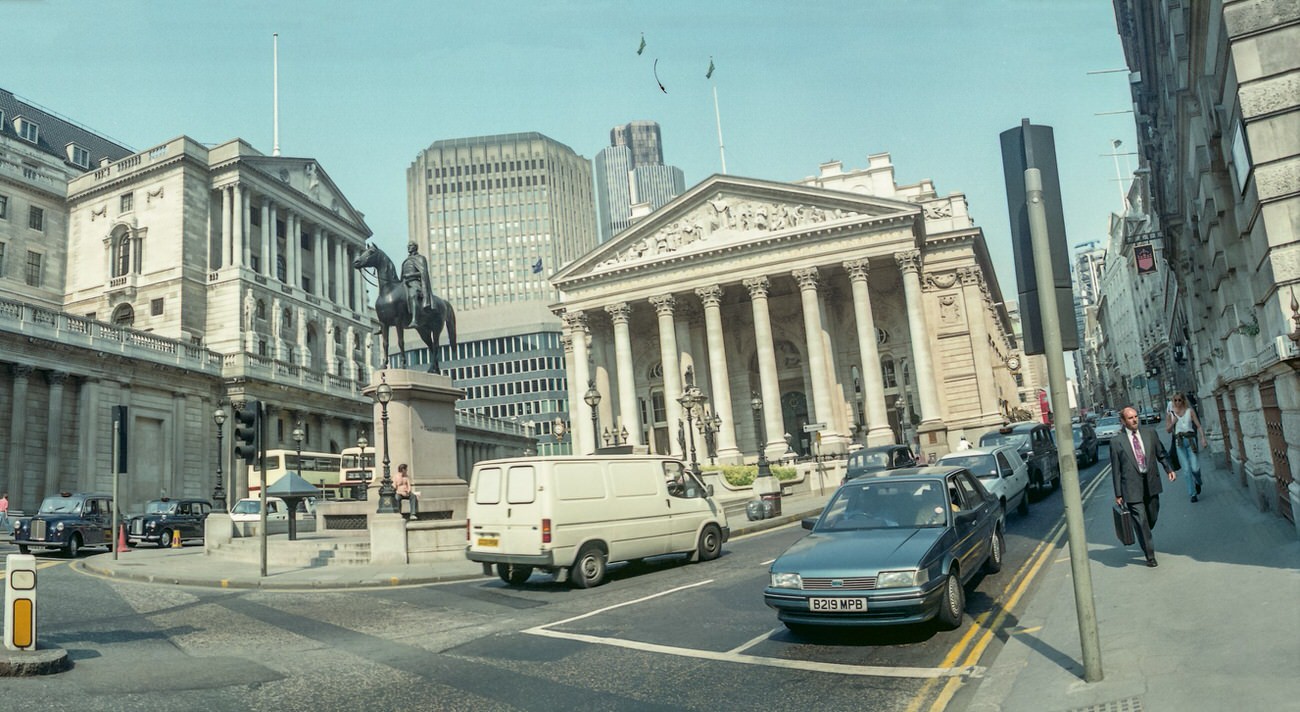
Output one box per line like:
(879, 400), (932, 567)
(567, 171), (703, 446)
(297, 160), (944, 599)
(145, 501), (177, 514)
(817, 480), (948, 531)
(1097, 417), (1121, 428)
(37, 496), (80, 514)
(938, 454), (997, 478)
(231, 500), (261, 515)
(980, 431), (1027, 449)
(854, 451), (891, 469)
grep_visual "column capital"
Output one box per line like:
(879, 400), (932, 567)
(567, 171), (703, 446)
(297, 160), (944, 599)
(743, 276), (771, 298)
(843, 259), (871, 282)
(560, 333), (574, 353)
(792, 267), (820, 291)
(562, 310), (588, 333)
(46, 371), (70, 386)
(12, 364), (33, 379)
(649, 294), (676, 316)
(895, 249), (922, 275)
(695, 285), (723, 308)
(957, 265), (982, 287)
(605, 302), (632, 325)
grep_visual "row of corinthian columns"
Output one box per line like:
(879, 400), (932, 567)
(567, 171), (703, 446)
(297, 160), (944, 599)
(560, 249), (943, 458)
(217, 183), (363, 311)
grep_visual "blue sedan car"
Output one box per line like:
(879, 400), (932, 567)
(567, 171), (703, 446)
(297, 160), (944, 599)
(764, 467), (1004, 634)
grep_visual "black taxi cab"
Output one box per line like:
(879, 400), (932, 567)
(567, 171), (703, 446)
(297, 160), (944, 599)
(11, 492), (113, 556)
(127, 497), (213, 548)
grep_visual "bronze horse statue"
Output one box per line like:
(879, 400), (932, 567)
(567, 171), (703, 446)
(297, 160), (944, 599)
(352, 243), (457, 373)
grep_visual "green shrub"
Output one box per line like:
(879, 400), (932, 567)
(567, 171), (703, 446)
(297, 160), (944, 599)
(701, 464), (798, 487)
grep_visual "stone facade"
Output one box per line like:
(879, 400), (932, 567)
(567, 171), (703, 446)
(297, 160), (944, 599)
(551, 157), (1022, 466)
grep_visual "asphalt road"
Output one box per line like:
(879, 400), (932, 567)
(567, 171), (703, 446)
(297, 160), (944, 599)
(2, 453), (1110, 712)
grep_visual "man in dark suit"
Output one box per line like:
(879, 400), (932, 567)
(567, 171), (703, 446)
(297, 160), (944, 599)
(1110, 406), (1177, 567)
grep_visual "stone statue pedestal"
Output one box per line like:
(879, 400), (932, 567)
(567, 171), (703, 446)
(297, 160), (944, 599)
(363, 369), (468, 516)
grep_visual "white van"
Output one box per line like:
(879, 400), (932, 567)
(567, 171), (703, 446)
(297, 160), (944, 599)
(466, 455), (730, 588)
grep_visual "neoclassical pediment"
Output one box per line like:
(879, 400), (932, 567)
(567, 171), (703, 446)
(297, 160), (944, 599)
(242, 157), (367, 228)
(555, 175), (919, 283)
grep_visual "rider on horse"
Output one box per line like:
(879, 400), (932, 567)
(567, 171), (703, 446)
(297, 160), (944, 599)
(401, 241), (433, 327)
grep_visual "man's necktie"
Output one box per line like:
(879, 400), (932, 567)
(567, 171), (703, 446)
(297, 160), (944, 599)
(1131, 431), (1146, 471)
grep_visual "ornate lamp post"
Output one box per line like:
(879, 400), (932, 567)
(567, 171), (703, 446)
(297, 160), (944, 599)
(677, 369), (705, 476)
(212, 407), (227, 509)
(583, 381), (601, 453)
(291, 421), (305, 478)
(895, 396), (907, 445)
(698, 409), (721, 465)
(355, 434), (369, 500)
(750, 394), (772, 479)
(374, 373), (398, 514)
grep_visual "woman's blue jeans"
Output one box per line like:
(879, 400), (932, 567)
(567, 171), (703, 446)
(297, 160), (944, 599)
(1174, 434), (1202, 497)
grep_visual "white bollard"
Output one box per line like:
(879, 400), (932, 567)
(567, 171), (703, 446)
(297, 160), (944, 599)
(5, 553), (37, 651)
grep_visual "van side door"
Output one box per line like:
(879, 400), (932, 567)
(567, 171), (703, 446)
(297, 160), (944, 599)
(664, 461), (711, 554)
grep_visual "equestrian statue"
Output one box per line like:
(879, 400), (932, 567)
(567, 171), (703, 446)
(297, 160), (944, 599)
(352, 241), (457, 373)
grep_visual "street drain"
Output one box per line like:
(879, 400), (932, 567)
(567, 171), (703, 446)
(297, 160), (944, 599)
(1064, 697), (1143, 712)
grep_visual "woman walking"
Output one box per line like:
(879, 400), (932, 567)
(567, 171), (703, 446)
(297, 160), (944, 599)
(1165, 392), (1209, 502)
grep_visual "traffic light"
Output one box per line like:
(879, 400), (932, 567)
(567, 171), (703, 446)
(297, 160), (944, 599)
(233, 400), (261, 466)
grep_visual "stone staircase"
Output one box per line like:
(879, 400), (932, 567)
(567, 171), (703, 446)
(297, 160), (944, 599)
(207, 535), (372, 567)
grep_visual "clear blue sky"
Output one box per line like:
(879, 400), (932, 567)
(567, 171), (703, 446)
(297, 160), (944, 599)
(5, 0), (1135, 295)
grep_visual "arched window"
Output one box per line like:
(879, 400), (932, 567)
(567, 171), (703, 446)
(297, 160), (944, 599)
(113, 233), (132, 277)
(111, 303), (134, 327)
(881, 357), (897, 389)
(276, 255), (287, 283)
(282, 308), (293, 331)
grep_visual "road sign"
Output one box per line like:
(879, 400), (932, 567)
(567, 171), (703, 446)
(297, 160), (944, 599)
(802, 422), (826, 433)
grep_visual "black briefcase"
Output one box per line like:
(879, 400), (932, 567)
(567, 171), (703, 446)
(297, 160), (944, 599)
(1113, 504), (1135, 545)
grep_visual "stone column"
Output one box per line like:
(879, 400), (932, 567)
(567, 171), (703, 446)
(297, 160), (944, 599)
(744, 277), (784, 458)
(695, 285), (739, 460)
(42, 371), (68, 501)
(896, 250), (942, 426)
(650, 295), (684, 457)
(792, 267), (842, 451)
(352, 247), (365, 310)
(269, 203), (281, 281)
(605, 303), (643, 446)
(286, 212), (299, 289)
(959, 266), (999, 418)
(232, 183), (246, 269)
(845, 259), (895, 445)
(77, 378), (100, 494)
(565, 311), (594, 454)
(315, 228), (326, 297)
(260, 200), (271, 276)
(7, 366), (32, 507)
(335, 238), (346, 304)
(220, 187), (232, 268)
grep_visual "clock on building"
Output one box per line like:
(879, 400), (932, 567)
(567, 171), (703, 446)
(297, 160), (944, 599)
(1006, 355), (1022, 372)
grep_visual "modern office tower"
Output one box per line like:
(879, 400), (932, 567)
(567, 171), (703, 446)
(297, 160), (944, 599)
(594, 121), (685, 243)
(406, 132), (598, 310)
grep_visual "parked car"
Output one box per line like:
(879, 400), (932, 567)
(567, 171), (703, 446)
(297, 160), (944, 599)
(229, 497), (290, 523)
(1094, 415), (1123, 441)
(1072, 423), (1099, 466)
(842, 444), (917, 483)
(764, 466), (1004, 633)
(936, 446), (1030, 516)
(10, 492), (113, 556)
(1140, 409), (1161, 424)
(127, 497), (213, 547)
(978, 422), (1060, 491)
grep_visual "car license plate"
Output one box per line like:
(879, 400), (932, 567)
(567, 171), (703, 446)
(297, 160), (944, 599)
(476, 537), (498, 547)
(809, 597), (867, 612)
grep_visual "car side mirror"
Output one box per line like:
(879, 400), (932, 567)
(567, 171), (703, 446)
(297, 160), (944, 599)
(955, 510), (977, 525)
(705, 484), (714, 498)
(801, 517), (817, 530)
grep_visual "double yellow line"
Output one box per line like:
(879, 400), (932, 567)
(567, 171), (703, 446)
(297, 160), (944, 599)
(904, 465), (1111, 712)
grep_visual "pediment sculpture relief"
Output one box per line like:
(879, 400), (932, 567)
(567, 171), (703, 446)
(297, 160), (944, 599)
(595, 194), (862, 270)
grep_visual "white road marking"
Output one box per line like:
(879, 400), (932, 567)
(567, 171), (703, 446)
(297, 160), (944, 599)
(727, 627), (782, 654)
(526, 578), (984, 680)
(760, 558), (776, 566)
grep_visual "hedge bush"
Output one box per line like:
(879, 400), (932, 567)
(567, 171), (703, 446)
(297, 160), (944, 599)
(700, 464), (798, 487)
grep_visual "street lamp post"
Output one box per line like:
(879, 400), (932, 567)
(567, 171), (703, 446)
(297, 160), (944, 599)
(355, 434), (369, 500)
(374, 373), (398, 514)
(895, 396), (906, 445)
(698, 409), (721, 465)
(212, 407), (227, 509)
(583, 381), (601, 453)
(750, 394), (772, 478)
(292, 420), (304, 477)
(677, 369), (705, 477)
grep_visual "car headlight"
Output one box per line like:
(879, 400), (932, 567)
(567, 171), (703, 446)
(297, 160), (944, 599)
(770, 572), (803, 589)
(876, 569), (929, 589)
(146, 521), (156, 530)
(55, 522), (65, 532)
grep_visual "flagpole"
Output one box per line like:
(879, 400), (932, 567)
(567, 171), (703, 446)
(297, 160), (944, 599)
(712, 85), (727, 174)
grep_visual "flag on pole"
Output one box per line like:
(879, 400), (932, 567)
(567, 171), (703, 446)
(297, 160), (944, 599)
(705, 57), (715, 79)
(637, 33), (646, 55)
(532, 257), (544, 274)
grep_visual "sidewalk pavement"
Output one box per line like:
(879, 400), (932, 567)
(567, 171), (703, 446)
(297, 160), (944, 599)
(965, 454), (1300, 712)
(73, 489), (833, 590)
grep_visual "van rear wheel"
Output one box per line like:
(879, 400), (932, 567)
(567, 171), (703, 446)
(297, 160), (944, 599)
(696, 524), (723, 562)
(570, 544), (607, 588)
(496, 563), (534, 586)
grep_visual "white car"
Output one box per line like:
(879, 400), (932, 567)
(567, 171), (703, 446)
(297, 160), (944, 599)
(1094, 415), (1123, 440)
(229, 497), (290, 523)
(937, 446), (1031, 516)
